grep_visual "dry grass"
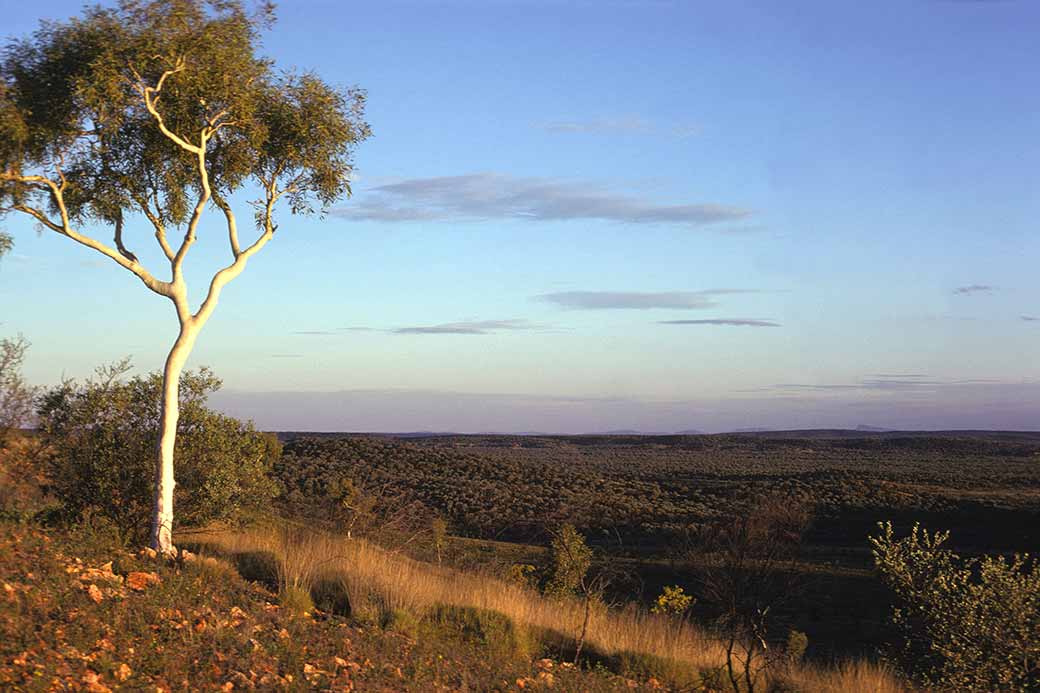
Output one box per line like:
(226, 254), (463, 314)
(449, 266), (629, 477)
(184, 523), (909, 692)
(783, 659), (908, 693)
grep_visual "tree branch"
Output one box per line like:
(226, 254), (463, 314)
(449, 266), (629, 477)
(136, 60), (202, 155)
(172, 141), (212, 274)
(130, 191), (175, 261)
(1, 172), (172, 298)
(113, 215), (138, 263)
(212, 191), (241, 258)
(193, 181), (278, 325)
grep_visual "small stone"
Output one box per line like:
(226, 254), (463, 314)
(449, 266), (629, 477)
(115, 663), (132, 682)
(127, 571), (161, 591)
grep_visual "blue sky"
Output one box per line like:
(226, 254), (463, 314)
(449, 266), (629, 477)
(2, 0), (1039, 432)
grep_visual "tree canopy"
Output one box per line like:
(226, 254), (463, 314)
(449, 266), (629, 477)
(0, 0), (369, 297)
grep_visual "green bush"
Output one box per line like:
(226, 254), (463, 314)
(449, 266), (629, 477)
(785, 629), (808, 664)
(870, 521), (1040, 691)
(37, 362), (279, 541)
(279, 585), (315, 616)
(0, 335), (36, 447)
(381, 608), (421, 638)
(650, 584), (695, 615)
(544, 523), (592, 599)
(426, 605), (536, 661)
(615, 650), (699, 687)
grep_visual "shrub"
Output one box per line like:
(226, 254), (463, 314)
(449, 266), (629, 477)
(426, 605), (536, 661)
(279, 585), (315, 616)
(544, 523), (592, 599)
(508, 563), (539, 591)
(870, 521), (1040, 691)
(431, 516), (448, 565)
(784, 630), (808, 664)
(37, 362), (279, 541)
(0, 335), (35, 446)
(651, 585), (695, 615)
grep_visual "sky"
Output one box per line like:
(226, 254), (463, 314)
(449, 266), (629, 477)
(2, 0), (1039, 433)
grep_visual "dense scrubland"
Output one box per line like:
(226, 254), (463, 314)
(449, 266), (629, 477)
(1, 354), (1038, 690)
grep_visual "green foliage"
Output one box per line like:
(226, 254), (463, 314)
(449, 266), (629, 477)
(650, 584), (694, 615)
(870, 521), (1040, 691)
(0, 231), (11, 258)
(784, 630), (808, 664)
(545, 523), (592, 599)
(37, 363), (278, 541)
(615, 651), (700, 688)
(275, 433), (1040, 553)
(381, 608), (421, 638)
(0, 0), (369, 229)
(426, 605), (536, 661)
(278, 584), (314, 616)
(508, 563), (539, 591)
(431, 516), (448, 564)
(0, 335), (36, 446)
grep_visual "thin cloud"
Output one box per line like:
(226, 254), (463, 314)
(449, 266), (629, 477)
(537, 289), (755, 310)
(757, 374), (1004, 394)
(1022, 315), (1039, 322)
(392, 319), (538, 335)
(539, 117), (654, 134)
(334, 173), (750, 228)
(953, 284), (995, 295)
(536, 117), (700, 139)
(660, 319), (780, 327)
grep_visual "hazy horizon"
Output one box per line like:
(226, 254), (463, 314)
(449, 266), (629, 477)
(4, 0), (1038, 432)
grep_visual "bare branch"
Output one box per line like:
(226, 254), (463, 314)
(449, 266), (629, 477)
(113, 215), (138, 263)
(1, 171), (172, 297)
(136, 59), (202, 155)
(172, 143), (212, 274)
(212, 191), (241, 258)
(129, 191), (175, 261)
(193, 182), (277, 325)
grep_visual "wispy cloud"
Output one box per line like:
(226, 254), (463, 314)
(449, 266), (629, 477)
(537, 289), (755, 310)
(295, 320), (543, 336)
(334, 173), (750, 228)
(751, 374), (1005, 394)
(535, 116), (700, 139)
(392, 319), (538, 335)
(1022, 315), (1039, 322)
(538, 116), (653, 134)
(660, 319), (780, 327)
(953, 284), (995, 295)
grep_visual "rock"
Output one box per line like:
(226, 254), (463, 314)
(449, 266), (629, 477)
(127, 571), (161, 591)
(87, 584), (104, 603)
(82, 670), (112, 693)
(115, 663), (132, 682)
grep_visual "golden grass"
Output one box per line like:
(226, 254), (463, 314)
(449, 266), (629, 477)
(183, 523), (909, 692)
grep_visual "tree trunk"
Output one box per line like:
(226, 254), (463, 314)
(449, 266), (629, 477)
(150, 321), (199, 555)
(574, 593), (592, 665)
